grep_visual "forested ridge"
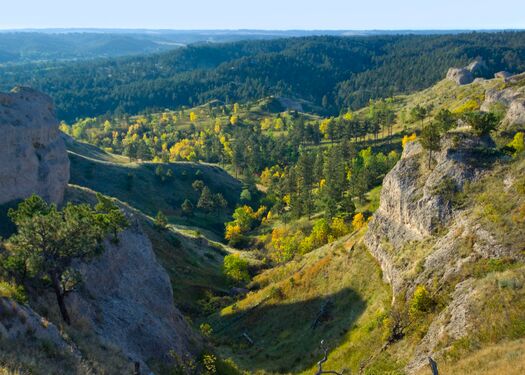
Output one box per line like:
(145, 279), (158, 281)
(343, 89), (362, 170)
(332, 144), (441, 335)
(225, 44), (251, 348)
(2, 32), (525, 121)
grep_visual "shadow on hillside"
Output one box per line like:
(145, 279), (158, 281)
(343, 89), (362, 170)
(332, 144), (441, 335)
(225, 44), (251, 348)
(213, 287), (366, 373)
(68, 152), (241, 235)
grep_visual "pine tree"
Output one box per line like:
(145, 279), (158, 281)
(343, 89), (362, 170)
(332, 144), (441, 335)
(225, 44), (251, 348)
(181, 199), (194, 216)
(3, 195), (127, 324)
(420, 123), (442, 168)
(155, 211), (168, 229)
(197, 186), (215, 213)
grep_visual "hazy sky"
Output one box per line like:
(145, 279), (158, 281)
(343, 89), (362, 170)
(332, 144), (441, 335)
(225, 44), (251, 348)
(1, 0), (524, 30)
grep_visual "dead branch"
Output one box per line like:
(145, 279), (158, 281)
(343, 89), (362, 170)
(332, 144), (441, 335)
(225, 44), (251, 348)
(315, 340), (345, 375)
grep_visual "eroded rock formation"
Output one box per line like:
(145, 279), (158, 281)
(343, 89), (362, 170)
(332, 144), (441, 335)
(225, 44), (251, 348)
(0, 87), (69, 205)
(69, 212), (199, 370)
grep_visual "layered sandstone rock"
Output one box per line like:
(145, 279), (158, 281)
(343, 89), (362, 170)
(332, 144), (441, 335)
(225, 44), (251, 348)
(0, 87), (69, 205)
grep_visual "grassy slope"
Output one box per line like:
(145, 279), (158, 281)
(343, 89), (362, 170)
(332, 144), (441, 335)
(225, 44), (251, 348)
(204, 76), (525, 374)
(67, 139), (242, 237)
(208, 230), (393, 374)
(65, 182), (235, 318)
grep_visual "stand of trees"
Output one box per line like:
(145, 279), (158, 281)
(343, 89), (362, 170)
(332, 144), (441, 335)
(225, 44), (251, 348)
(3, 33), (525, 121)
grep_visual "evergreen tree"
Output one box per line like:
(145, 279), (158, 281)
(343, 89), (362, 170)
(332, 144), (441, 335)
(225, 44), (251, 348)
(2, 195), (127, 324)
(420, 123), (442, 168)
(197, 186), (215, 213)
(181, 199), (194, 216)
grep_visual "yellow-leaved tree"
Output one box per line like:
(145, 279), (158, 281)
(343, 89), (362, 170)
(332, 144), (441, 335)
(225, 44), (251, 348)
(352, 212), (365, 230)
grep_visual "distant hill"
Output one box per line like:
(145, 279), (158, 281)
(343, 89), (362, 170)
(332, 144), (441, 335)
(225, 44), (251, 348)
(2, 29), (483, 64)
(2, 32), (525, 121)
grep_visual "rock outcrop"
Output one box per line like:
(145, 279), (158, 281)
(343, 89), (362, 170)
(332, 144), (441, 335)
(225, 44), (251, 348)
(69, 213), (198, 370)
(480, 86), (520, 112)
(0, 87), (69, 205)
(494, 71), (512, 80)
(446, 67), (474, 85)
(363, 131), (522, 373)
(0, 298), (73, 352)
(446, 57), (487, 85)
(466, 57), (488, 77)
(364, 133), (492, 295)
(479, 75), (525, 130)
(503, 99), (525, 129)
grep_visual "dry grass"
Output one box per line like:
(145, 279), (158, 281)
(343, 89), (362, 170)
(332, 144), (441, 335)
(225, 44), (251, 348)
(417, 339), (525, 375)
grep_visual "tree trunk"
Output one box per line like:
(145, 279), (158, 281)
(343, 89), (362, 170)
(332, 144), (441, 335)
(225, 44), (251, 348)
(51, 273), (71, 325)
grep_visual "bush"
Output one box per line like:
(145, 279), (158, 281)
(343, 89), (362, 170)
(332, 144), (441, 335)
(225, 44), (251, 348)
(223, 254), (250, 283)
(0, 281), (28, 303)
(409, 285), (434, 317)
(199, 323), (213, 338)
(462, 111), (498, 136)
(154, 211), (168, 229)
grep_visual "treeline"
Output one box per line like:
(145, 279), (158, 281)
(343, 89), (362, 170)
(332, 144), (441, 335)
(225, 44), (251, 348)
(3, 33), (525, 120)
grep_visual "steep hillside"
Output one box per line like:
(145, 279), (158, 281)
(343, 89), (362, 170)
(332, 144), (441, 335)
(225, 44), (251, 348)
(197, 71), (525, 374)
(0, 89), (218, 374)
(66, 137), (242, 236)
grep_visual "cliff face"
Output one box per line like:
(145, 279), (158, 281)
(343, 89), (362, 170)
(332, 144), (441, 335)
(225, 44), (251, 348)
(364, 130), (524, 373)
(0, 87), (69, 205)
(364, 133), (491, 295)
(65, 200), (199, 370)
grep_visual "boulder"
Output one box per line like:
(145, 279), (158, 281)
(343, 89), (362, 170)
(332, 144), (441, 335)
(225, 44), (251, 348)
(494, 71), (512, 80)
(503, 99), (525, 129)
(446, 67), (473, 85)
(0, 87), (69, 205)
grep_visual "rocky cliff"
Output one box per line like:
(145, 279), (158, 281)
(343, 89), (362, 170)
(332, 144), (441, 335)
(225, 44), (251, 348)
(0, 87), (69, 205)
(481, 73), (525, 131)
(364, 133), (492, 296)
(69, 212), (199, 370)
(363, 129), (525, 373)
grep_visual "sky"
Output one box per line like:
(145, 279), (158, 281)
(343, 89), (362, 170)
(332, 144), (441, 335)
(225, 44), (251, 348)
(1, 0), (524, 30)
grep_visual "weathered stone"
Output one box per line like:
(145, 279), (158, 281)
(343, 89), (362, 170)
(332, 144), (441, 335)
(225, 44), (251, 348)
(480, 87), (520, 112)
(503, 99), (525, 129)
(0, 298), (74, 353)
(446, 67), (473, 85)
(494, 71), (512, 80)
(0, 87), (69, 205)
(69, 215), (199, 370)
(466, 57), (488, 76)
(364, 133), (492, 295)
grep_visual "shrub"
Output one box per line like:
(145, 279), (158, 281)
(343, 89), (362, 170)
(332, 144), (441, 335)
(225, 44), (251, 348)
(202, 354), (217, 374)
(508, 132), (524, 156)
(199, 323), (213, 338)
(462, 111), (499, 136)
(154, 211), (168, 229)
(223, 254), (250, 283)
(409, 285), (434, 316)
(352, 212), (366, 230)
(0, 281), (28, 303)
(268, 286), (284, 301)
(402, 133), (417, 148)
